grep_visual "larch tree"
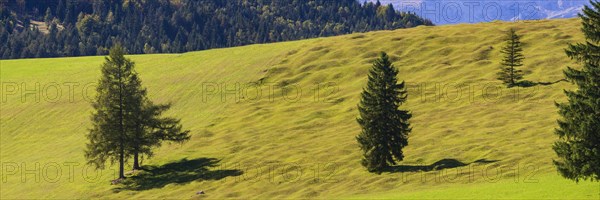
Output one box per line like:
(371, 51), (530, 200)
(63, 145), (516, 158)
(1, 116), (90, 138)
(85, 45), (145, 180)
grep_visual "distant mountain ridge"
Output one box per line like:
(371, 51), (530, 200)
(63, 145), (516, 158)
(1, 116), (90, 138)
(365, 0), (590, 24)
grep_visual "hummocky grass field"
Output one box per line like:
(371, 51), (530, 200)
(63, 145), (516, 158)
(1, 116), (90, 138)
(1, 18), (599, 199)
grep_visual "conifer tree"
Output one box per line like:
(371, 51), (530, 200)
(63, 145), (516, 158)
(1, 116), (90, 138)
(553, 1), (600, 182)
(356, 52), (412, 173)
(85, 45), (144, 180)
(497, 28), (525, 87)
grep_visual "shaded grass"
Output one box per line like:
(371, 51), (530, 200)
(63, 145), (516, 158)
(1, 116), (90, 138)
(384, 158), (499, 173)
(511, 79), (568, 88)
(116, 158), (242, 191)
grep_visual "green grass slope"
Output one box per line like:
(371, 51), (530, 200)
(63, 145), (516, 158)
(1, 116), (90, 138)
(1, 18), (599, 199)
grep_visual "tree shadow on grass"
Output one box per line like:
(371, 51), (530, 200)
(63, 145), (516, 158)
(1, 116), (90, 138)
(536, 79), (568, 86)
(115, 157), (242, 191)
(384, 158), (499, 173)
(514, 79), (567, 88)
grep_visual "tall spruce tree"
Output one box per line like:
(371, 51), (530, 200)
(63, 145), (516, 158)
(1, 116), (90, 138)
(85, 45), (144, 179)
(497, 28), (525, 87)
(131, 100), (190, 170)
(553, 1), (600, 182)
(356, 52), (412, 173)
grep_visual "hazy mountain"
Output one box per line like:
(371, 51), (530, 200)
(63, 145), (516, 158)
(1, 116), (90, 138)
(364, 0), (590, 24)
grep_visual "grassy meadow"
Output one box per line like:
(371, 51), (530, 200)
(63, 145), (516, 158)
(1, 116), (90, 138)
(1, 18), (599, 199)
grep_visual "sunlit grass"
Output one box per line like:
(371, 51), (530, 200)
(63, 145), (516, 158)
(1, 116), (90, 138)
(0, 18), (598, 199)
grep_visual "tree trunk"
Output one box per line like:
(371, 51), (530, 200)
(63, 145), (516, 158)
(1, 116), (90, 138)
(133, 151), (140, 170)
(117, 58), (125, 179)
(119, 148), (125, 179)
